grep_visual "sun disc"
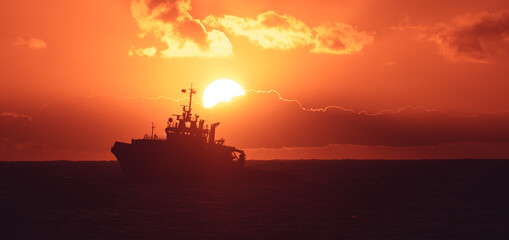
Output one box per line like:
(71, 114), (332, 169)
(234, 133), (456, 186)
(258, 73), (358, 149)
(203, 79), (245, 108)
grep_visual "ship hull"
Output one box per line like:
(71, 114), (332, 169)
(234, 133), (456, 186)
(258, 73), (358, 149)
(111, 139), (240, 182)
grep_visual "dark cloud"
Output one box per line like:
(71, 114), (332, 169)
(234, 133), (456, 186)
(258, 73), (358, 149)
(246, 142), (509, 160)
(0, 95), (182, 160)
(207, 91), (509, 148)
(429, 11), (509, 62)
(2, 92), (509, 160)
(0, 112), (33, 144)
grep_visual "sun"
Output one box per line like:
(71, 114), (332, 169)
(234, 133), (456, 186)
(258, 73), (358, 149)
(203, 79), (245, 108)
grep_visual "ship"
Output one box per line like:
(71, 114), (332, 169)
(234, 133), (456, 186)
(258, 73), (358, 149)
(111, 85), (246, 182)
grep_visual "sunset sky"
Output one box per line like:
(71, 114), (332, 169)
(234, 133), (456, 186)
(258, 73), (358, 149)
(1, 0), (509, 160)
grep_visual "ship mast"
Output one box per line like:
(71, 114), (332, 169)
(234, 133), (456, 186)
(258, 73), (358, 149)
(182, 84), (197, 121)
(188, 83), (194, 116)
(151, 122), (155, 139)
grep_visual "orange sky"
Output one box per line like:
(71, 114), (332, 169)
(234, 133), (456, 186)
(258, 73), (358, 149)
(1, 0), (509, 160)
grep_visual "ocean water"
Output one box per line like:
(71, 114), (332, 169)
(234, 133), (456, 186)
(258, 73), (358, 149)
(1, 160), (508, 239)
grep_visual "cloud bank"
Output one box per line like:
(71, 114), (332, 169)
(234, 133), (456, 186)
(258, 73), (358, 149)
(2, 91), (509, 160)
(130, 0), (374, 58)
(208, 90), (509, 148)
(246, 141), (509, 160)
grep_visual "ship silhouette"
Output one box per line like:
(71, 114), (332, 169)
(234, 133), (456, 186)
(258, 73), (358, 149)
(111, 85), (247, 182)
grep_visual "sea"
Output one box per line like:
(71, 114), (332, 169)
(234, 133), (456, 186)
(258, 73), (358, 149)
(1, 160), (508, 239)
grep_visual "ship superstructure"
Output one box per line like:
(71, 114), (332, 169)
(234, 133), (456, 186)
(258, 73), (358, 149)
(111, 85), (245, 182)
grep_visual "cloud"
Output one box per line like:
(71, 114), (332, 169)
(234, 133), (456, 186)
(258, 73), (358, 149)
(245, 142), (509, 160)
(0, 112), (33, 120)
(389, 14), (429, 32)
(3, 91), (509, 160)
(204, 11), (374, 54)
(14, 37), (47, 49)
(203, 11), (314, 50)
(312, 23), (374, 54)
(427, 11), (509, 62)
(128, 46), (157, 57)
(0, 112), (33, 144)
(130, 0), (232, 58)
(206, 90), (509, 148)
(130, 1), (373, 57)
(0, 96), (186, 160)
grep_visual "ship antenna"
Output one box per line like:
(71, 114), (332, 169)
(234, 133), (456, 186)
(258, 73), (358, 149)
(181, 84), (197, 121)
(188, 83), (196, 120)
(188, 83), (193, 115)
(151, 122), (155, 139)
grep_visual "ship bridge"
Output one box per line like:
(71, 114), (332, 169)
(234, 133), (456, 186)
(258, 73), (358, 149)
(164, 85), (221, 145)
